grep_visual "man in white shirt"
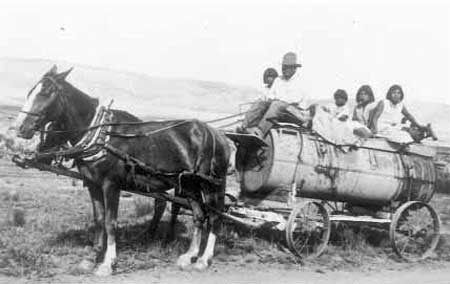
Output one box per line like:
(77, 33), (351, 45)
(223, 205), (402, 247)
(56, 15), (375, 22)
(267, 53), (309, 109)
(245, 52), (310, 138)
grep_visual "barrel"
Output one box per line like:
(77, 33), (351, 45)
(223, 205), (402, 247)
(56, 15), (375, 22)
(237, 127), (436, 206)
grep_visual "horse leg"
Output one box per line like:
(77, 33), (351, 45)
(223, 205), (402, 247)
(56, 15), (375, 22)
(95, 180), (120, 276)
(194, 184), (225, 271)
(87, 185), (106, 259)
(176, 198), (204, 269)
(166, 203), (180, 242)
(145, 198), (166, 237)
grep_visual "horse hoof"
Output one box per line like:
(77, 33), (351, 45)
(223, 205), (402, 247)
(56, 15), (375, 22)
(176, 255), (193, 270)
(78, 259), (95, 272)
(94, 264), (113, 276)
(193, 259), (210, 271)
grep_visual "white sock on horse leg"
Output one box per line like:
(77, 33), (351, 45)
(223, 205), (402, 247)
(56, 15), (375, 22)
(177, 226), (202, 268)
(195, 231), (216, 268)
(103, 242), (116, 265)
(95, 241), (116, 276)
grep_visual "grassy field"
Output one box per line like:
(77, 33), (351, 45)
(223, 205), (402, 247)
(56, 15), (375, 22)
(0, 158), (449, 280)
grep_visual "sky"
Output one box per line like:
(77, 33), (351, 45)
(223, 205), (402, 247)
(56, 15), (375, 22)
(0, 0), (449, 104)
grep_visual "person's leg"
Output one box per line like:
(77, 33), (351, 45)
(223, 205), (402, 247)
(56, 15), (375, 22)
(254, 100), (289, 137)
(284, 105), (313, 126)
(240, 100), (270, 131)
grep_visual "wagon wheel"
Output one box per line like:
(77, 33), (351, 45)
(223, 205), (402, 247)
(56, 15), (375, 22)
(390, 201), (440, 261)
(285, 201), (331, 259)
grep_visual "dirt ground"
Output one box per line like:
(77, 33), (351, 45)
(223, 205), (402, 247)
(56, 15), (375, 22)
(2, 264), (450, 284)
(1, 158), (450, 284)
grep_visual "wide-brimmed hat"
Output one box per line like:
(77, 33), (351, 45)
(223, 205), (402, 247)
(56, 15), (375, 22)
(282, 52), (302, 67)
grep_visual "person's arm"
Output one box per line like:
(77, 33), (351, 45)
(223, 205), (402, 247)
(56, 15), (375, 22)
(336, 106), (350, 121)
(295, 91), (310, 110)
(321, 103), (332, 113)
(369, 100), (384, 133)
(352, 106), (358, 121)
(402, 106), (423, 129)
(267, 78), (278, 100)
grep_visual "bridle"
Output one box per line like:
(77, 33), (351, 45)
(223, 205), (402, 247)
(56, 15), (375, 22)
(19, 76), (64, 128)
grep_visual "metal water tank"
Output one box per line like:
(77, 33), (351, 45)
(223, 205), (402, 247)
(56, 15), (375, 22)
(237, 128), (436, 206)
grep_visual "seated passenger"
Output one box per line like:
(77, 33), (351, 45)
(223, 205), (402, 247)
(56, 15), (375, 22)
(347, 85), (376, 138)
(370, 84), (434, 143)
(242, 52), (311, 138)
(322, 89), (350, 121)
(352, 85), (376, 126)
(238, 67), (278, 132)
(313, 89), (363, 145)
(263, 67), (278, 94)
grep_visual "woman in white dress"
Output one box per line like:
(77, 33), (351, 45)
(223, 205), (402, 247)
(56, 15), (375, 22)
(370, 84), (426, 143)
(349, 85), (376, 138)
(352, 85), (375, 126)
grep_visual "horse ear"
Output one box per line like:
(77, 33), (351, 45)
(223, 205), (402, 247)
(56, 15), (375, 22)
(46, 65), (58, 75)
(56, 67), (74, 81)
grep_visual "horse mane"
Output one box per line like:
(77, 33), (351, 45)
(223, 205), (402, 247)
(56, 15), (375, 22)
(62, 81), (99, 113)
(50, 80), (100, 145)
(109, 109), (142, 123)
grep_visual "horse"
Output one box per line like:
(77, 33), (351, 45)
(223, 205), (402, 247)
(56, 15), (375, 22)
(15, 65), (230, 276)
(34, 118), (178, 240)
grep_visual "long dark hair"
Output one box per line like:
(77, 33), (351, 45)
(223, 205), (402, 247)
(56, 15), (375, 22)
(263, 68), (278, 85)
(355, 85), (375, 104)
(386, 84), (404, 102)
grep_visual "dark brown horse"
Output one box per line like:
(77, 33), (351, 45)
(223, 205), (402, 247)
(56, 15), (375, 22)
(15, 65), (230, 276)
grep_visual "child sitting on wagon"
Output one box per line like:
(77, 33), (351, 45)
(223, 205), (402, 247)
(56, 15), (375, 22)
(312, 89), (364, 145)
(321, 89), (351, 121)
(370, 84), (437, 143)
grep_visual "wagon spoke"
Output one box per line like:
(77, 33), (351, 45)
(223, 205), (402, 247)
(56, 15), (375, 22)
(286, 202), (331, 259)
(390, 201), (440, 261)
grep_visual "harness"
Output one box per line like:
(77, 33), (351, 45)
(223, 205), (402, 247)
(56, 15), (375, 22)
(30, 105), (114, 162)
(18, 104), (225, 190)
(18, 75), (254, 190)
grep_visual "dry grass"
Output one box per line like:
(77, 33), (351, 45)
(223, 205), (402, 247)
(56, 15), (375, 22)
(132, 195), (156, 219)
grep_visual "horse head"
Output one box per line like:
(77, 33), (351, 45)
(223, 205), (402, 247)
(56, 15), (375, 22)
(16, 65), (73, 139)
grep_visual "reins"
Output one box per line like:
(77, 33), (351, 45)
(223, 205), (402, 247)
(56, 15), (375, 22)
(104, 120), (194, 138)
(37, 110), (247, 135)
(19, 110), (41, 117)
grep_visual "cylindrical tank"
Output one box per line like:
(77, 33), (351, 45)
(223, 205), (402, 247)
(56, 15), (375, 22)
(237, 128), (436, 206)
(433, 145), (450, 194)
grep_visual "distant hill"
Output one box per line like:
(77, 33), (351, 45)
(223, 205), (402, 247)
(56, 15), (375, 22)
(0, 57), (449, 145)
(0, 57), (261, 121)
